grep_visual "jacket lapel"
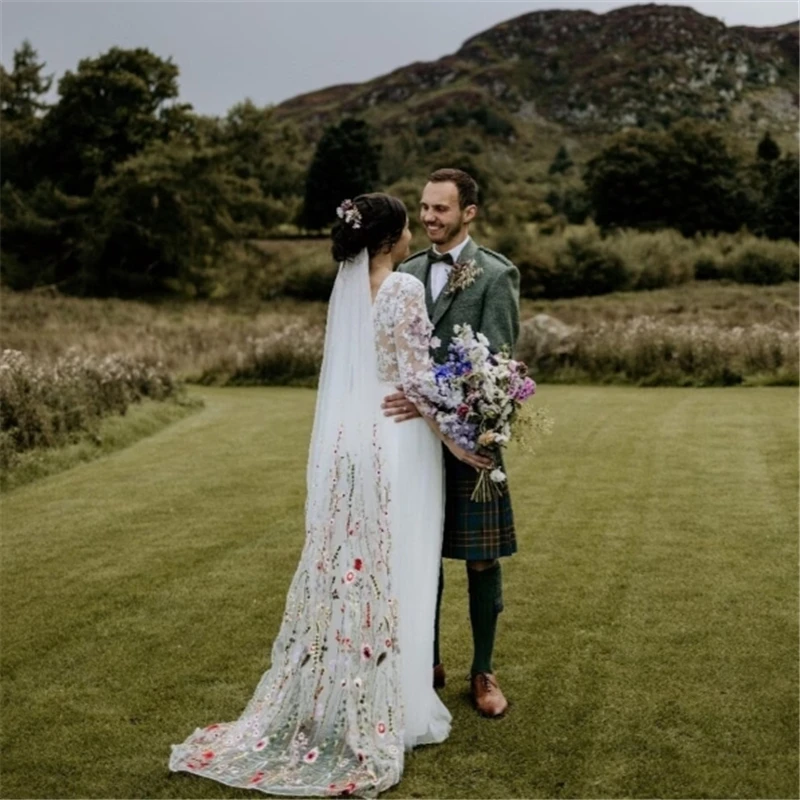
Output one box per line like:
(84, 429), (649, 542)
(431, 238), (479, 327)
(423, 259), (435, 319)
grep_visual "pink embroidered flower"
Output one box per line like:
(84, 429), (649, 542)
(385, 638), (392, 647)
(361, 644), (373, 660)
(376, 721), (387, 736)
(457, 403), (470, 418)
(254, 739), (267, 751)
(354, 558), (363, 571)
(345, 571), (355, 584)
(304, 747), (319, 763)
(250, 771), (265, 784)
(343, 782), (357, 795)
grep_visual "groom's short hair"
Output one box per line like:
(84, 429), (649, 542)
(429, 168), (479, 209)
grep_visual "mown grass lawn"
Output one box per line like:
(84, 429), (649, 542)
(1, 386), (797, 799)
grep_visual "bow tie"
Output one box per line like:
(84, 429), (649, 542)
(427, 250), (454, 265)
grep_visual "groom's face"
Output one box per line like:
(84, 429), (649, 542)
(420, 181), (476, 249)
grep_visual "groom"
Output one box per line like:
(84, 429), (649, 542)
(383, 168), (520, 717)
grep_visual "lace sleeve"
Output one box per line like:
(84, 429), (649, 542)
(392, 277), (440, 417)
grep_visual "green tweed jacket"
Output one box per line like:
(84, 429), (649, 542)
(398, 237), (520, 363)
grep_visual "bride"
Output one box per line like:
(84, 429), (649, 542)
(169, 193), (490, 797)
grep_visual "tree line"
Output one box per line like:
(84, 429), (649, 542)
(1, 43), (796, 298)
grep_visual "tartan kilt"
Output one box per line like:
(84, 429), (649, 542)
(441, 447), (517, 561)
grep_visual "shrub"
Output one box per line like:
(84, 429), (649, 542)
(518, 317), (799, 387)
(513, 226), (629, 298)
(723, 239), (799, 285)
(198, 322), (324, 387)
(607, 228), (695, 290)
(0, 349), (182, 465)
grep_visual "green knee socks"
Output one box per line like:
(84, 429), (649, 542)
(467, 561), (503, 676)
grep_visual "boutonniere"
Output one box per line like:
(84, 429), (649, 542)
(445, 258), (483, 295)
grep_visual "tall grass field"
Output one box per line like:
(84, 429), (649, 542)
(1, 385), (797, 799)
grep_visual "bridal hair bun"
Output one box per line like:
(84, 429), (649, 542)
(331, 193), (407, 263)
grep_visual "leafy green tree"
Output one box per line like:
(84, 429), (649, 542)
(548, 144), (574, 175)
(545, 183), (591, 224)
(38, 47), (191, 196)
(756, 131), (781, 163)
(759, 154), (799, 242)
(0, 181), (89, 290)
(219, 100), (308, 206)
(0, 41), (53, 189)
(585, 121), (756, 236)
(79, 138), (271, 296)
(1, 40), (52, 122)
(301, 118), (381, 230)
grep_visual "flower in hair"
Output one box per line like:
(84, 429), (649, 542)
(336, 199), (362, 229)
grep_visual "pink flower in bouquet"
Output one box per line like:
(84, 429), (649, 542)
(513, 377), (536, 402)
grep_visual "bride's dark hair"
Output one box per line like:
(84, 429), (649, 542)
(331, 193), (407, 263)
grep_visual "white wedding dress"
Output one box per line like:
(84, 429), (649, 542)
(169, 253), (450, 798)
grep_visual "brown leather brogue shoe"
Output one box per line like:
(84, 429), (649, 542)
(471, 672), (508, 717)
(433, 663), (446, 689)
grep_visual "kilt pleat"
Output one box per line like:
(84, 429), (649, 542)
(441, 448), (517, 561)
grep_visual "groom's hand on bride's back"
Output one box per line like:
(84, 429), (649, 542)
(381, 390), (421, 423)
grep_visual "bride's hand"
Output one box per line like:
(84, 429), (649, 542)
(382, 389), (421, 423)
(445, 440), (494, 471)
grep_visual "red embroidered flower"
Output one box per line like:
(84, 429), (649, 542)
(303, 747), (319, 763)
(354, 558), (363, 571)
(457, 403), (470, 418)
(201, 750), (214, 761)
(376, 721), (386, 736)
(254, 738), (267, 751)
(250, 771), (265, 784)
(343, 782), (357, 795)
(361, 644), (373, 660)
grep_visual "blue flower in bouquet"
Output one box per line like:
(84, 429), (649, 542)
(434, 363), (456, 383)
(438, 414), (478, 452)
(425, 323), (551, 501)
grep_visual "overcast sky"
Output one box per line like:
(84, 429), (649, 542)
(2, 1), (797, 116)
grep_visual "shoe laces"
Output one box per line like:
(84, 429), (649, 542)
(472, 672), (497, 691)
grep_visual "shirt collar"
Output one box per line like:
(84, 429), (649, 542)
(433, 235), (472, 266)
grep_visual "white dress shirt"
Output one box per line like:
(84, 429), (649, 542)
(430, 236), (472, 302)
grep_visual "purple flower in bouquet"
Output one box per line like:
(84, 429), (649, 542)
(425, 324), (548, 500)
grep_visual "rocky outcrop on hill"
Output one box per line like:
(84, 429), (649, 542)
(275, 4), (798, 136)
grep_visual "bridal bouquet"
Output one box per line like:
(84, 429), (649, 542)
(423, 324), (551, 502)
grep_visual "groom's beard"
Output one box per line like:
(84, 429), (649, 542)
(425, 218), (468, 250)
